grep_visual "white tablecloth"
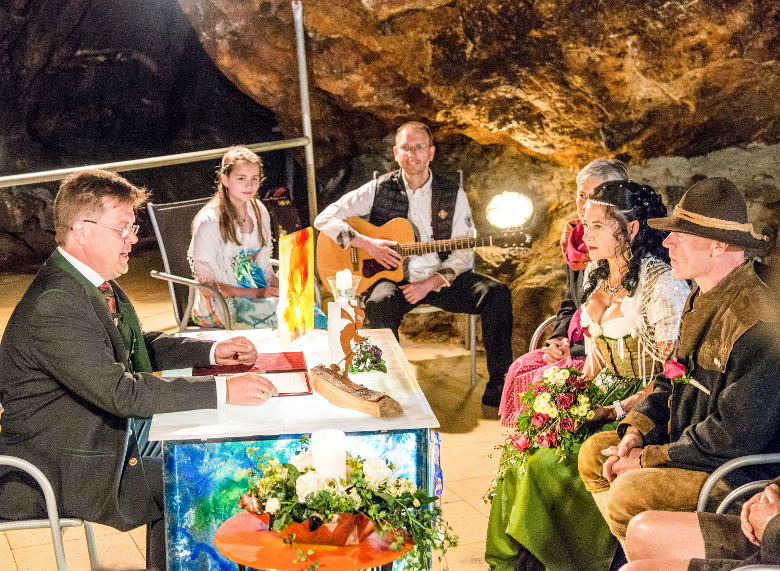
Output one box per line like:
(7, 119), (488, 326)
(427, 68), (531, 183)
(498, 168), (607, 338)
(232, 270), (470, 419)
(149, 328), (440, 441)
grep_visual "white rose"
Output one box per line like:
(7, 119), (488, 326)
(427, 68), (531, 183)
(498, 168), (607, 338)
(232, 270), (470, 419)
(289, 450), (313, 471)
(295, 470), (325, 501)
(265, 497), (280, 514)
(363, 458), (393, 485)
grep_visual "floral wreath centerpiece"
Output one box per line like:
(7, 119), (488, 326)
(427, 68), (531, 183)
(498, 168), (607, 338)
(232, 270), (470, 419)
(487, 366), (602, 498)
(239, 436), (457, 571)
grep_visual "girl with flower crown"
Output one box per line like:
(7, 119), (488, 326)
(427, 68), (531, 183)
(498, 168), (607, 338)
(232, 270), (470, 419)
(486, 180), (691, 571)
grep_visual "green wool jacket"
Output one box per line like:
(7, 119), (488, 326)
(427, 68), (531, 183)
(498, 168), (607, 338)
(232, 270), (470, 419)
(0, 250), (217, 530)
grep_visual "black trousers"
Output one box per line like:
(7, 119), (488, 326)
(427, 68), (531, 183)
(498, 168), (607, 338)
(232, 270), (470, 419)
(364, 271), (513, 391)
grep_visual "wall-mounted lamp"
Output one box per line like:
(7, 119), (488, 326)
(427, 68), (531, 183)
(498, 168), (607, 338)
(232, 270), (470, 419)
(486, 192), (534, 229)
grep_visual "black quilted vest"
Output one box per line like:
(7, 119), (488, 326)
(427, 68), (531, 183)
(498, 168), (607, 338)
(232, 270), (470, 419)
(368, 169), (460, 261)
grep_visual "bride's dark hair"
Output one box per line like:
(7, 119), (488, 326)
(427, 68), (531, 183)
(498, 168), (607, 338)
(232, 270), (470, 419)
(581, 180), (670, 301)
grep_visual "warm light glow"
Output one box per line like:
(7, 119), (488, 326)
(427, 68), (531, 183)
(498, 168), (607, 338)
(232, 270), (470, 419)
(486, 192), (534, 229)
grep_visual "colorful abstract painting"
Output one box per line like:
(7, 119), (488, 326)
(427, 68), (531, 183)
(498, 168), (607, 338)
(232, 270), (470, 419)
(163, 429), (432, 571)
(277, 227), (315, 344)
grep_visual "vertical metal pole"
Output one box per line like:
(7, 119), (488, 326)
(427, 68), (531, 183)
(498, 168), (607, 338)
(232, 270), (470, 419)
(292, 1), (318, 226)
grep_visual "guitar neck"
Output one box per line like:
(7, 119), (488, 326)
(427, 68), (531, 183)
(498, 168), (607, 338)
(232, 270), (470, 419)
(393, 235), (497, 256)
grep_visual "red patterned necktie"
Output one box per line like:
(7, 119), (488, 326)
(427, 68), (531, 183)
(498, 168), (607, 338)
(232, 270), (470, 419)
(98, 282), (117, 314)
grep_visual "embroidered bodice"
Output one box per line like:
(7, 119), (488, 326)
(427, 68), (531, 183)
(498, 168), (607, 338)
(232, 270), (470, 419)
(581, 256), (690, 388)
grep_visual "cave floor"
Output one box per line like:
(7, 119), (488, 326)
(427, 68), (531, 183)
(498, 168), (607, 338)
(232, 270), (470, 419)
(0, 247), (505, 571)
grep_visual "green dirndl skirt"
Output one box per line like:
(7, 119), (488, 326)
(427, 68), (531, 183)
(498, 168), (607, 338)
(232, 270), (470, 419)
(485, 376), (645, 571)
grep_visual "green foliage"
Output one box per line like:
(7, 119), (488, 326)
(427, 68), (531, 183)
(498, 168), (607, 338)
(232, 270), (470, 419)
(246, 442), (457, 570)
(348, 336), (387, 374)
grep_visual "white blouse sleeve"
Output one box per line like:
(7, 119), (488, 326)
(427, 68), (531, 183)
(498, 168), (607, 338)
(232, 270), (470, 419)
(188, 208), (223, 284)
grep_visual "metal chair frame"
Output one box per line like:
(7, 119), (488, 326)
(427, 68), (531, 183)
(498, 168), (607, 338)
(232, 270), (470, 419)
(0, 455), (99, 571)
(529, 315), (557, 352)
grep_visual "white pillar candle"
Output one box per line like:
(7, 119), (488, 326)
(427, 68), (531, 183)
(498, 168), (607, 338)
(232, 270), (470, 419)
(311, 429), (346, 482)
(335, 268), (353, 292)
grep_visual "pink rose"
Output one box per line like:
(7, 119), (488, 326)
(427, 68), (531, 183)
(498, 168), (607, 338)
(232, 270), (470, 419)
(574, 377), (588, 391)
(532, 382), (548, 396)
(664, 360), (688, 379)
(556, 393), (575, 409)
(510, 434), (531, 452)
(536, 432), (558, 448)
(560, 417), (575, 432)
(530, 413), (549, 428)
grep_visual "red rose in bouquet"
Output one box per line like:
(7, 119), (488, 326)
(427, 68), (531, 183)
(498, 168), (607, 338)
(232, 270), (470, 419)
(537, 432), (558, 448)
(511, 434), (531, 452)
(559, 417), (575, 432)
(556, 393), (575, 409)
(488, 366), (602, 499)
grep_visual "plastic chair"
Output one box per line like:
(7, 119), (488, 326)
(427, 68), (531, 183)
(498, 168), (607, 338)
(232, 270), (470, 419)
(0, 455), (99, 571)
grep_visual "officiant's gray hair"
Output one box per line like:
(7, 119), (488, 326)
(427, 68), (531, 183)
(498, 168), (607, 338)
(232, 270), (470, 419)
(576, 158), (628, 186)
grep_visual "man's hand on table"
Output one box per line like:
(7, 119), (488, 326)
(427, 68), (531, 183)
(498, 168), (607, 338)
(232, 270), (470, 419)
(226, 373), (278, 405)
(215, 336), (258, 365)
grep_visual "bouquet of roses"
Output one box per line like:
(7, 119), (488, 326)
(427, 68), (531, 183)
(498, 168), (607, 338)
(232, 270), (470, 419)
(487, 366), (601, 497)
(241, 438), (457, 571)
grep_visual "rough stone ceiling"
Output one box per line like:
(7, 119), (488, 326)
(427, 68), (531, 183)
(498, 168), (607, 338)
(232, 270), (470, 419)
(177, 0), (780, 173)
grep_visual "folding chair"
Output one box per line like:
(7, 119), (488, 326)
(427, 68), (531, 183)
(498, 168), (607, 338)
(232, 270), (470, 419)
(0, 456), (99, 571)
(148, 198), (321, 332)
(147, 198), (232, 331)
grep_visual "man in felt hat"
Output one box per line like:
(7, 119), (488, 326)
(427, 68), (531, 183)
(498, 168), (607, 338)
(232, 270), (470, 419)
(578, 176), (780, 544)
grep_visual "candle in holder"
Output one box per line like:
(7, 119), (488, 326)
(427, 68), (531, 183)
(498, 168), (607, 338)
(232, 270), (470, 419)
(311, 429), (346, 482)
(335, 269), (353, 291)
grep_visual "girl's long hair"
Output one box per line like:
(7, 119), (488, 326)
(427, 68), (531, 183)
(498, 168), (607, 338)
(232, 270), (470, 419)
(208, 146), (266, 246)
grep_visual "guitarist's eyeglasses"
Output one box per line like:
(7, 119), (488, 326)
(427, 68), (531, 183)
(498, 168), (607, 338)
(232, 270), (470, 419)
(398, 144), (429, 155)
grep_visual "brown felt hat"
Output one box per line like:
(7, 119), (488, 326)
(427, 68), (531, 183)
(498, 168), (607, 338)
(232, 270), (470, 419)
(647, 177), (770, 250)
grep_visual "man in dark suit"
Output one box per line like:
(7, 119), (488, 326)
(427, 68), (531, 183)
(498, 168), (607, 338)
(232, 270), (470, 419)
(0, 169), (278, 570)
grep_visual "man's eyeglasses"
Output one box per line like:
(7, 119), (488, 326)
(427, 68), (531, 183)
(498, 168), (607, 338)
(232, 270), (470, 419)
(398, 144), (429, 154)
(82, 220), (139, 238)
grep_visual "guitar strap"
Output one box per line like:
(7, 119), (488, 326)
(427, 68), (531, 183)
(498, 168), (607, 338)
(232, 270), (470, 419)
(371, 169), (460, 262)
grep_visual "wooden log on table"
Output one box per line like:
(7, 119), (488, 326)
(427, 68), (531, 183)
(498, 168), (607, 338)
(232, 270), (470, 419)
(310, 365), (404, 418)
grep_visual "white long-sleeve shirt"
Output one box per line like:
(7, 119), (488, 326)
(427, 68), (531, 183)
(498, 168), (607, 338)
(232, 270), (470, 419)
(314, 169), (475, 285)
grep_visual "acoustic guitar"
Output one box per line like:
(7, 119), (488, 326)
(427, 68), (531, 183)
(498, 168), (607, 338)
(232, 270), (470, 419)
(317, 217), (532, 295)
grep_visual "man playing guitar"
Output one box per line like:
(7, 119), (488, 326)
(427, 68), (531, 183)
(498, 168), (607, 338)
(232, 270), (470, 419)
(314, 121), (514, 407)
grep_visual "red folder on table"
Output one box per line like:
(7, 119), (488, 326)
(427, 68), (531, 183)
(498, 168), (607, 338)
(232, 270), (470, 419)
(193, 352), (311, 396)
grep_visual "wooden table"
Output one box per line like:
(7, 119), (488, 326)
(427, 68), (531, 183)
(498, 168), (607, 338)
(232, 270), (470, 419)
(151, 329), (440, 571)
(214, 511), (412, 571)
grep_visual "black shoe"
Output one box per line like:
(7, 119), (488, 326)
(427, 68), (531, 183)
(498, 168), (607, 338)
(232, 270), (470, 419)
(481, 384), (503, 407)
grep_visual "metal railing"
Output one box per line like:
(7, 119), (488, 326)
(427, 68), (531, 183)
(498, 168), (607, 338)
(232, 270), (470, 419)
(0, 1), (319, 225)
